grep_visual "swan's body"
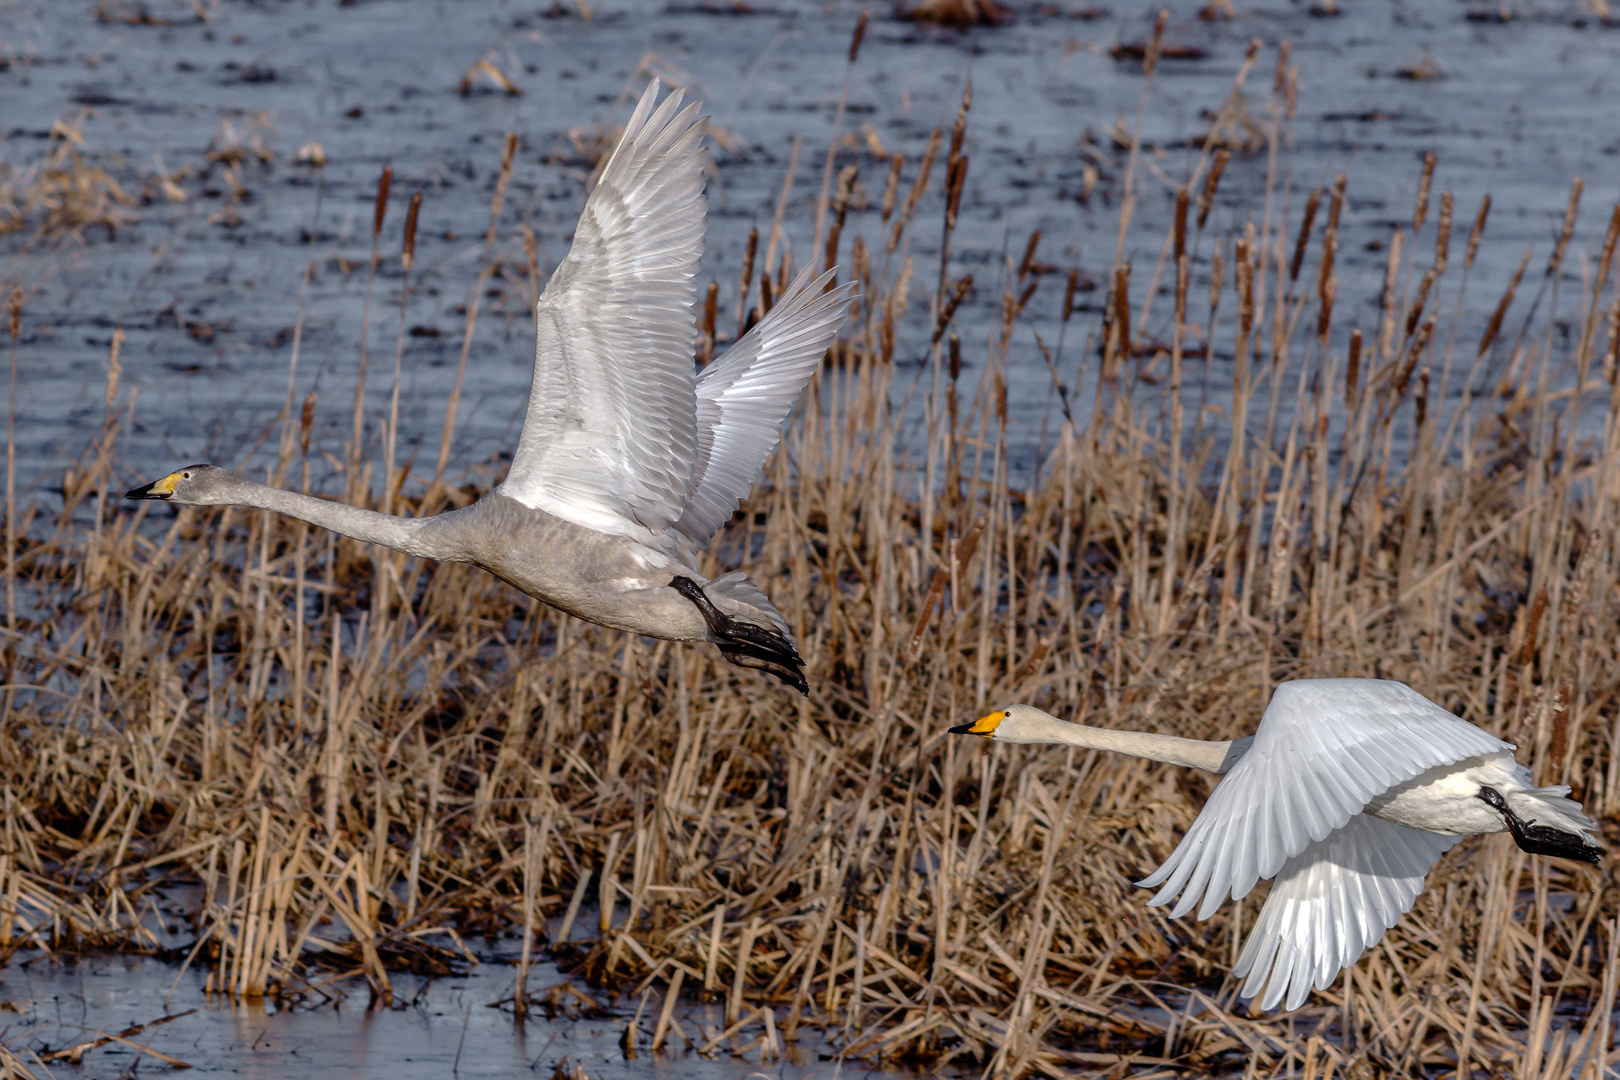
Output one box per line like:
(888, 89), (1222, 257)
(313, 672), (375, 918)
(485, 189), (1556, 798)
(127, 81), (852, 693)
(953, 679), (1602, 1010)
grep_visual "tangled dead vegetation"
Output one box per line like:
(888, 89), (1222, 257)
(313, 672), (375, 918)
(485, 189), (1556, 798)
(4, 40), (1620, 1080)
(0, 114), (137, 243)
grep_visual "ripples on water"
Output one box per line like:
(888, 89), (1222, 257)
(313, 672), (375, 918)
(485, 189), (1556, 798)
(4, 0), (1617, 488)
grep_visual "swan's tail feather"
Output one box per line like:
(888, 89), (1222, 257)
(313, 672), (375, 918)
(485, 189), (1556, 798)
(704, 571), (790, 636)
(669, 574), (806, 695)
(1484, 785), (1603, 863)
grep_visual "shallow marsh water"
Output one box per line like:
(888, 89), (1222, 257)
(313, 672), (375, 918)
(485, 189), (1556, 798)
(3, 0), (1620, 489)
(2, 949), (874, 1079)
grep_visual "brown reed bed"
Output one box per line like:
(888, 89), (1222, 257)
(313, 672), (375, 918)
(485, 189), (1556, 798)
(4, 36), (1620, 1080)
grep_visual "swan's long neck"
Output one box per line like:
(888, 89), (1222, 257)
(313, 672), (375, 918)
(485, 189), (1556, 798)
(1005, 709), (1252, 773)
(208, 475), (456, 561)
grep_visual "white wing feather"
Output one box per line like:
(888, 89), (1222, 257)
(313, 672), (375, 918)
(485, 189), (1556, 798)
(1233, 814), (1459, 1011)
(1138, 679), (1507, 919)
(500, 80), (707, 538)
(675, 265), (853, 548)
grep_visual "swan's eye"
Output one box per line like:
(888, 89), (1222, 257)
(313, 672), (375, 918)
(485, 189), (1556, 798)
(182, 472), (191, 478)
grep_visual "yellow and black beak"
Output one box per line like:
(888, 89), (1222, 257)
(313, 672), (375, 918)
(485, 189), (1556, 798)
(126, 473), (181, 500)
(949, 710), (1007, 738)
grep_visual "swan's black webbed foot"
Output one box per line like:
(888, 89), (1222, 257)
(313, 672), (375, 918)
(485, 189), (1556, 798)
(670, 575), (807, 695)
(1477, 786), (1604, 864)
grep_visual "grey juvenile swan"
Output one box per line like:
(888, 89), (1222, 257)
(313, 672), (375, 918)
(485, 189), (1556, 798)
(127, 81), (852, 694)
(954, 679), (1602, 1010)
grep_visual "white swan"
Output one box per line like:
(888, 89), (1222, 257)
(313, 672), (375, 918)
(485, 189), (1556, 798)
(127, 81), (852, 693)
(952, 678), (1602, 1010)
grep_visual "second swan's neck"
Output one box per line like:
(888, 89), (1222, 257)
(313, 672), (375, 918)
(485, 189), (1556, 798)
(1006, 708), (1252, 774)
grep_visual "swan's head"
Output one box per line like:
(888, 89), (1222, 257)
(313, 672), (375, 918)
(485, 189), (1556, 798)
(949, 704), (1054, 743)
(126, 464), (237, 505)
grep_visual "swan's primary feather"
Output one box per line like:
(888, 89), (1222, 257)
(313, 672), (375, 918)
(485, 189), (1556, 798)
(1138, 679), (1508, 920)
(1233, 814), (1459, 1010)
(676, 265), (853, 548)
(501, 80), (708, 538)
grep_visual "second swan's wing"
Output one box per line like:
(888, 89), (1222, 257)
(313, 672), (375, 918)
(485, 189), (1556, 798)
(500, 80), (707, 538)
(674, 265), (853, 549)
(1138, 678), (1507, 919)
(1232, 814), (1459, 1011)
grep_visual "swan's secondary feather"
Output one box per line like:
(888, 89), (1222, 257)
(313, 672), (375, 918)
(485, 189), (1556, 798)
(1138, 679), (1507, 920)
(501, 80), (708, 538)
(1233, 814), (1459, 1011)
(676, 265), (854, 548)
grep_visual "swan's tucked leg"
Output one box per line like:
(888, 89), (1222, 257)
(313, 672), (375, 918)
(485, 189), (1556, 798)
(669, 576), (807, 694)
(1476, 786), (1603, 863)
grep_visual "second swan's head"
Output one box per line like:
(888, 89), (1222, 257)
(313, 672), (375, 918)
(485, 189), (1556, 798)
(949, 704), (1060, 744)
(126, 464), (237, 505)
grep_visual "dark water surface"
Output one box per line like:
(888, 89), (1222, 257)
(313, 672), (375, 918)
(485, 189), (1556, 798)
(4, 0), (1619, 490)
(2, 949), (865, 1079)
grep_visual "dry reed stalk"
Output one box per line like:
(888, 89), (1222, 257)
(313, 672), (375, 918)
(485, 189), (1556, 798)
(5, 287), (18, 638)
(346, 167), (391, 504)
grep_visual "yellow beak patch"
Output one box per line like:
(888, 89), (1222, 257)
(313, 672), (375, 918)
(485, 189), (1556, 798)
(125, 472), (183, 500)
(949, 710), (1006, 737)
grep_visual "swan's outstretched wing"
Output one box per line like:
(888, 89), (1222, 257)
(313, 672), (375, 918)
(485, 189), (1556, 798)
(500, 80), (707, 538)
(674, 266), (853, 548)
(1138, 678), (1506, 919)
(1233, 814), (1459, 1011)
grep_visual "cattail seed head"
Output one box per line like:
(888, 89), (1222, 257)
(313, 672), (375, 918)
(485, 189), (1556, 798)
(1289, 188), (1321, 285)
(881, 153), (903, 223)
(1018, 231), (1041, 282)
(402, 191), (422, 271)
(1465, 194), (1490, 271)
(1173, 185), (1189, 262)
(300, 391), (317, 458)
(1345, 327), (1363, 406)
(1546, 177), (1583, 278)
(848, 10), (869, 63)
(1197, 149), (1229, 230)
(1143, 10), (1169, 78)
(1435, 191), (1453, 273)
(1414, 150), (1436, 233)
(372, 166), (393, 240)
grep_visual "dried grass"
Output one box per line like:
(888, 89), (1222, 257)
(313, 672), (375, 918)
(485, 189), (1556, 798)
(3, 52), (1620, 1080)
(0, 114), (137, 242)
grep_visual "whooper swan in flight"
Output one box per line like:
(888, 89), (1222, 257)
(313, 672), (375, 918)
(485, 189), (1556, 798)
(952, 678), (1602, 1010)
(128, 80), (853, 694)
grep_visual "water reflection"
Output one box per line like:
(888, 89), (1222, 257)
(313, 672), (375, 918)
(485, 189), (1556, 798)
(1, 952), (866, 1079)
